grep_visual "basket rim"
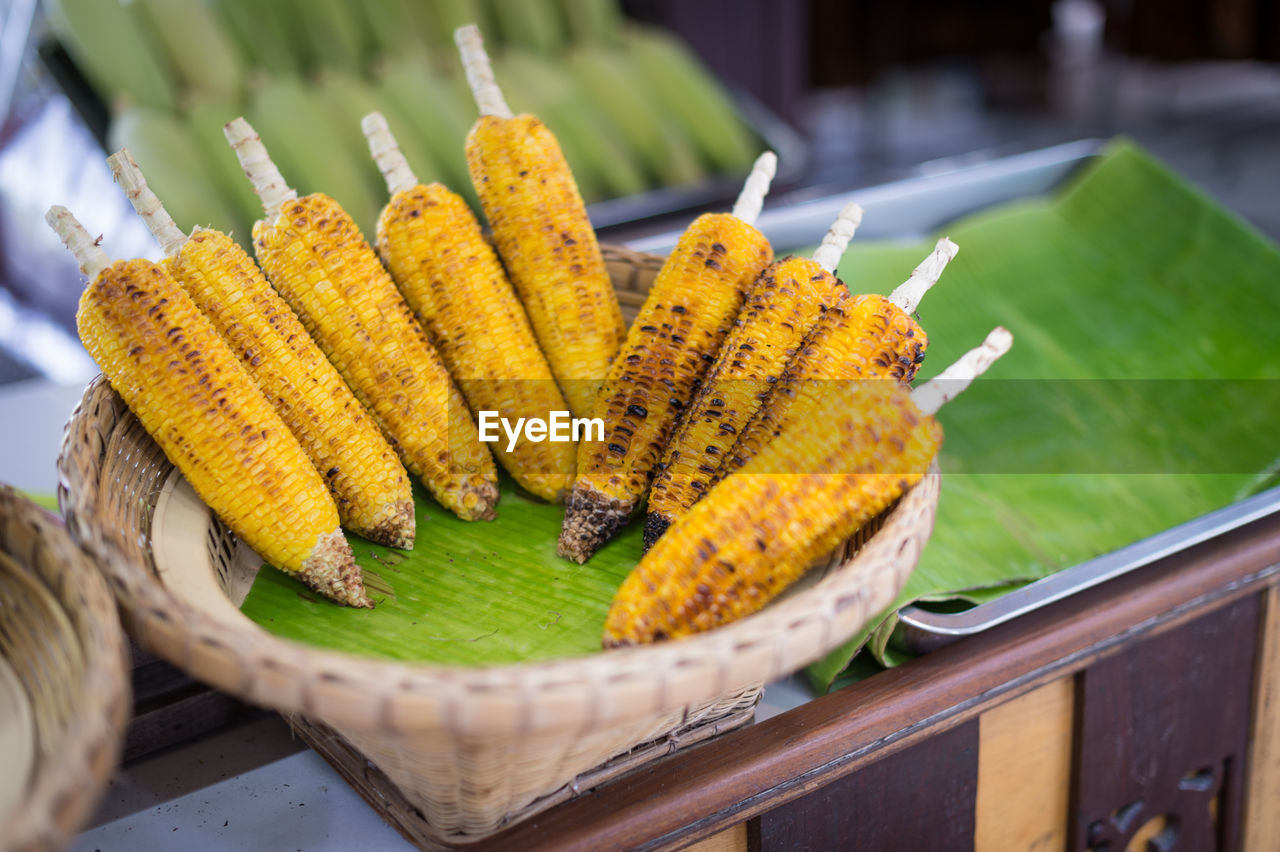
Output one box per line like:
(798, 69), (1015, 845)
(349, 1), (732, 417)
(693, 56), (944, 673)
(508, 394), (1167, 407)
(60, 373), (938, 737)
(0, 485), (131, 848)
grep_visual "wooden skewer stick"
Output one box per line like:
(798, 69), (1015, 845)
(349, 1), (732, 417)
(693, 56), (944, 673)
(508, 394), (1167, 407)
(889, 237), (959, 314)
(223, 117), (297, 221)
(911, 326), (1013, 416)
(108, 149), (189, 258)
(361, 112), (418, 197)
(455, 24), (512, 119)
(46, 205), (109, 279)
(729, 151), (777, 227)
(812, 202), (864, 274)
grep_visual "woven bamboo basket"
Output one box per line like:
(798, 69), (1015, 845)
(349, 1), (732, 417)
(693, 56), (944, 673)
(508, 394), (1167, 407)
(55, 246), (940, 845)
(0, 486), (131, 851)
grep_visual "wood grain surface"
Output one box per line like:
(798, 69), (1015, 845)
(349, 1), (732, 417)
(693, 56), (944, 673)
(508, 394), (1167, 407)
(975, 678), (1074, 851)
(1244, 581), (1280, 852)
(755, 718), (979, 850)
(1069, 595), (1259, 851)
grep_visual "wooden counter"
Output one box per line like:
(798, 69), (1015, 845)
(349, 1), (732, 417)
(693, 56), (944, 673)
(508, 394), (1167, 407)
(464, 510), (1280, 851)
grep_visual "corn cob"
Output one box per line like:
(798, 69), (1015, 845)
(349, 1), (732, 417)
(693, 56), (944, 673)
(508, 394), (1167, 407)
(604, 327), (1013, 646)
(558, 154), (778, 563)
(716, 237), (959, 493)
(48, 205), (369, 607)
(363, 112), (576, 502)
(108, 149), (415, 548)
(644, 203), (864, 548)
(455, 24), (625, 418)
(224, 117), (499, 521)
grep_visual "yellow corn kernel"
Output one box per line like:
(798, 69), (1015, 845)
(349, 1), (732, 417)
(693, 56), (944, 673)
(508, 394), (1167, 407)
(163, 227), (415, 547)
(253, 193), (498, 521)
(604, 379), (941, 645)
(375, 181), (575, 502)
(466, 113), (625, 418)
(645, 256), (848, 547)
(558, 212), (773, 563)
(74, 255), (368, 607)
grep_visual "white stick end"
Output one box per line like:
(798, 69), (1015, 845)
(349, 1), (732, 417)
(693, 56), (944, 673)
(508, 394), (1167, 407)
(888, 236), (960, 314)
(911, 326), (1013, 416)
(729, 150), (777, 226)
(362, 111), (418, 196)
(455, 24), (512, 118)
(223, 116), (296, 221)
(107, 147), (188, 258)
(812, 201), (864, 274)
(46, 205), (110, 280)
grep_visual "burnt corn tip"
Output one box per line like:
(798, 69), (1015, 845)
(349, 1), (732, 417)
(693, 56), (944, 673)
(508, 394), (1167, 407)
(558, 486), (630, 563)
(303, 530), (373, 608)
(461, 478), (500, 522)
(364, 499), (416, 549)
(642, 512), (672, 551)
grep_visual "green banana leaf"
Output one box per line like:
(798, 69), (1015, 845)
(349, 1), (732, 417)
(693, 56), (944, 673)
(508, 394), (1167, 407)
(240, 477), (640, 665)
(806, 140), (1280, 691)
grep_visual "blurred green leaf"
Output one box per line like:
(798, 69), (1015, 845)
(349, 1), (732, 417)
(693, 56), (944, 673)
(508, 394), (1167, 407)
(808, 140), (1280, 690)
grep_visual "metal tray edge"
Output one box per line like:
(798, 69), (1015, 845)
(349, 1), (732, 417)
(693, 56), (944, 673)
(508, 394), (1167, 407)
(897, 485), (1280, 654)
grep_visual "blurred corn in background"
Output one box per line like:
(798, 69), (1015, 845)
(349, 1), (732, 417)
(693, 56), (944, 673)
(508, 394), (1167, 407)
(2, 0), (1279, 390)
(37, 0), (768, 244)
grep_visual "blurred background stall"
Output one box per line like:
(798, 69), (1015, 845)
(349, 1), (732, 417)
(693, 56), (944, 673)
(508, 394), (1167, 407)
(1, 0), (1277, 391)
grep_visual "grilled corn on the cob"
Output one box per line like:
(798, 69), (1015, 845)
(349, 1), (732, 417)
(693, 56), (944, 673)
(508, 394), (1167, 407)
(224, 117), (499, 522)
(109, 149), (415, 548)
(604, 327), (1013, 646)
(644, 203), (864, 548)
(720, 238), (958, 484)
(49, 205), (369, 607)
(363, 113), (575, 502)
(456, 24), (625, 418)
(558, 153), (778, 563)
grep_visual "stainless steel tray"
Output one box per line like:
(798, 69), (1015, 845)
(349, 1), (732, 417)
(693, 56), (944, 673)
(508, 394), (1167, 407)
(624, 138), (1107, 253)
(897, 485), (1280, 654)
(625, 138), (1280, 655)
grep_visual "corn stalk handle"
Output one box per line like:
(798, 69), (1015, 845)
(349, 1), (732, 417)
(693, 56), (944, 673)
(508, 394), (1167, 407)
(223, 117), (297, 222)
(46, 205), (109, 279)
(730, 151), (777, 227)
(889, 237), (959, 314)
(362, 112), (418, 197)
(812, 202), (864, 274)
(911, 326), (1013, 416)
(107, 148), (188, 258)
(455, 24), (512, 119)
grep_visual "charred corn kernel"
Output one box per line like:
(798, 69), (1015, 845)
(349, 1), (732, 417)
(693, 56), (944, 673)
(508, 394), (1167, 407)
(253, 193), (498, 521)
(365, 114), (575, 502)
(721, 294), (928, 480)
(49, 205), (369, 606)
(466, 113), (623, 419)
(111, 145), (415, 547)
(605, 378), (942, 645)
(225, 116), (497, 521)
(457, 25), (625, 418)
(164, 229), (416, 546)
(713, 236), (958, 494)
(644, 256), (849, 548)
(558, 211), (773, 564)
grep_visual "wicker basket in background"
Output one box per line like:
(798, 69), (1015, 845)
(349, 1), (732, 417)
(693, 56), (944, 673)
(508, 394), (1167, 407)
(0, 487), (131, 852)
(55, 247), (940, 845)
